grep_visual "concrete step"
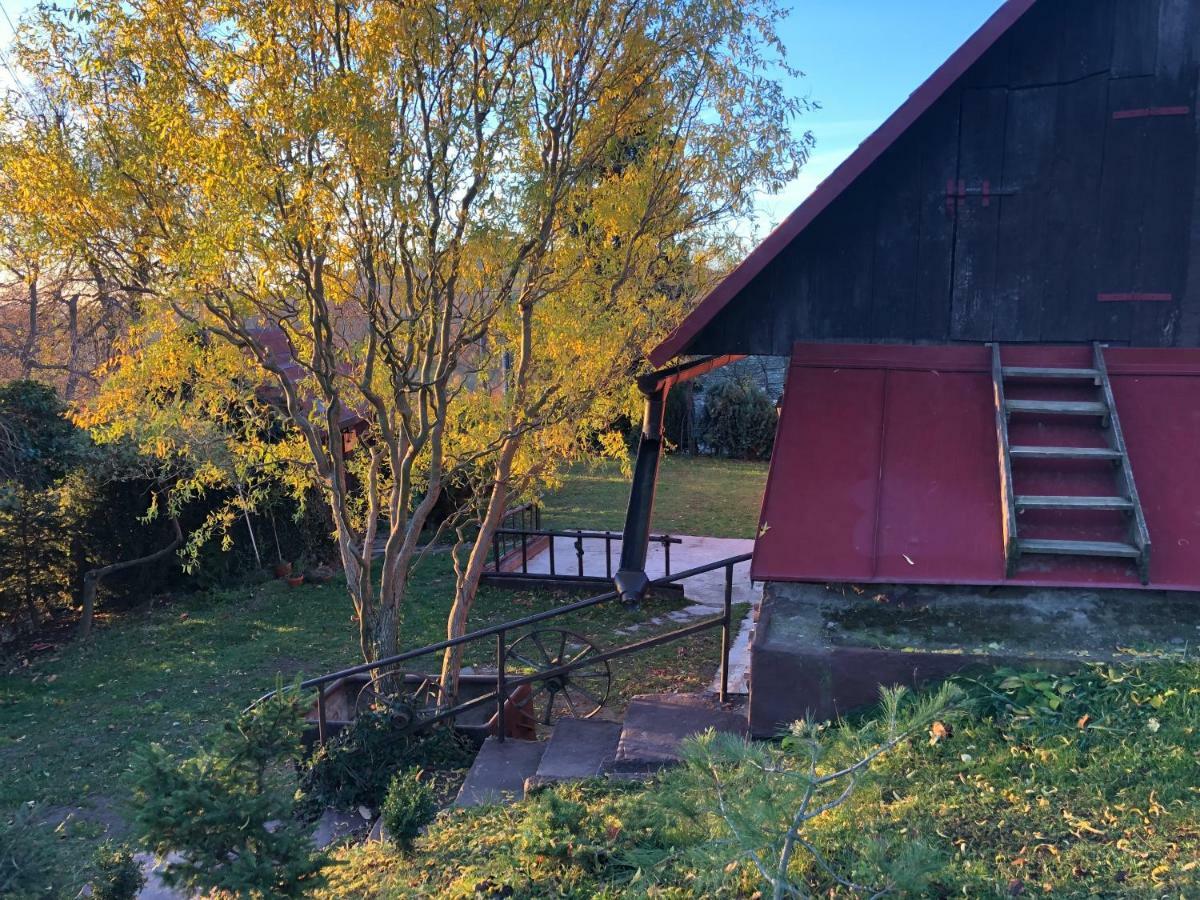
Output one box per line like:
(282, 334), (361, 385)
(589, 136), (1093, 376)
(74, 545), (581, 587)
(609, 692), (748, 773)
(454, 737), (545, 808)
(524, 717), (622, 792)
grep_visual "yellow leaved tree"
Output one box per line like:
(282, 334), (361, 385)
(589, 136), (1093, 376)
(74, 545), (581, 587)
(3, 0), (810, 693)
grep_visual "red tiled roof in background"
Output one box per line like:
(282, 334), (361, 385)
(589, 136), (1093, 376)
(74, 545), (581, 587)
(752, 343), (1200, 591)
(245, 325), (366, 431)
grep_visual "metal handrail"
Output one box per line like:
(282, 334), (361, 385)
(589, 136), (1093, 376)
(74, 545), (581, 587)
(254, 552), (752, 744)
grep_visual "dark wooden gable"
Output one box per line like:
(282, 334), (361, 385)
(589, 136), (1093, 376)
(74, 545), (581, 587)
(685, 0), (1200, 357)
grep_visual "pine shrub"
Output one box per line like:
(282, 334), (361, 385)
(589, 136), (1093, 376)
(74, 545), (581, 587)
(90, 842), (146, 900)
(131, 687), (329, 898)
(0, 807), (64, 899)
(380, 768), (436, 850)
(697, 377), (777, 460)
(300, 712), (475, 813)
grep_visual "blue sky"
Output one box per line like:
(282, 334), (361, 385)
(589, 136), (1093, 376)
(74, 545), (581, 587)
(759, 0), (1007, 230)
(0, 0), (1008, 232)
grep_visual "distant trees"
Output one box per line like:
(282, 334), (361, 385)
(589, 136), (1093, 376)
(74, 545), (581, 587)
(698, 377), (778, 460)
(0, 380), (185, 640)
(2, 0), (812, 686)
(0, 380), (84, 633)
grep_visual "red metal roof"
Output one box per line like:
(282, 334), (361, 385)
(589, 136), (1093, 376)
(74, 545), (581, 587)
(648, 0), (1039, 367)
(752, 343), (1200, 591)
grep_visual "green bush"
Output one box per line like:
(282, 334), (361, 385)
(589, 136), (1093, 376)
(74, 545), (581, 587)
(90, 842), (146, 900)
(698, 377), (777, 460)
(380, 768), (436, 850)
(0, 484), (70, 633)
(300, 712), (475, 813)
(131, 687), (329, 898)
(516, 790), (614, 872)
(0, 807), (64, 899)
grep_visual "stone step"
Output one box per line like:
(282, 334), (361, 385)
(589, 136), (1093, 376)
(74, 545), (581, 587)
(524, 717), (622, 792)
(454, 737), (545, 808)
(609, 692), (748, 773)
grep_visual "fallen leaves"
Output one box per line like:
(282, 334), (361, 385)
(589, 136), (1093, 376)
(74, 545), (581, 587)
(929, 720), (953, 745)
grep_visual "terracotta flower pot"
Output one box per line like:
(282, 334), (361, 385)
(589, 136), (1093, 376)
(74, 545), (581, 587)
(306, 565), (335, 585)
(274, 561), (293, 578)
(285, 574), (306, 588)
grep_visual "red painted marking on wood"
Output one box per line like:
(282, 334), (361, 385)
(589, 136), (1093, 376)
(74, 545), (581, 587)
(982, 179), (991, 207)
(1112, 106), (1191, 120)
(1097, 292), (1173, 302)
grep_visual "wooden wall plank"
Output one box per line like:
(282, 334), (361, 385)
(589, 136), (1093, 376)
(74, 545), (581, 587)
(869, 133), (922, 340)
(993, 85), (1058, 340)
(1041, 75), (1111, 341)
(950, 87), (1008, 340)
(1128, 117), (1191, 346)
(1005, 0), (1061, 88)
(1095, 76), (1154, 343)
(912, 92), (961, 339)
(1057, 0), (1115, 82)
(1112, 0), (1162, 78)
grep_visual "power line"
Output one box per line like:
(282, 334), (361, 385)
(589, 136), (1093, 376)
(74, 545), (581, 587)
(0, 1), (16, 37)
(0, 1), (38, 112)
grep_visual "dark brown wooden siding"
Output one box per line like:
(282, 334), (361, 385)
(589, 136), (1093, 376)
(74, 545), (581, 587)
(688, 0), (1200, 355)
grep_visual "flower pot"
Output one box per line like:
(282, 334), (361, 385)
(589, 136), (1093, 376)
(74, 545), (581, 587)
(306, 565), (335, 585)
(285, 574), (306, 588)
(274, 561), (293, 578)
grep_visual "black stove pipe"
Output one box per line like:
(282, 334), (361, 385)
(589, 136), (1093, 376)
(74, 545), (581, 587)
(613, 378), (666, 603)
(613, 355), (739, 604)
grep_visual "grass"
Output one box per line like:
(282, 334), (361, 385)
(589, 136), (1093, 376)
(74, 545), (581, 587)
(0, 543), (741, 890)
(541, 455), (769, 539)
(319, 660), (1200, 898)
(0, 455), (763, 887)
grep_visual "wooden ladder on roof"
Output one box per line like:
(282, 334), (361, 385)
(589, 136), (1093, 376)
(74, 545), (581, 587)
(989, 342), (1151, 583)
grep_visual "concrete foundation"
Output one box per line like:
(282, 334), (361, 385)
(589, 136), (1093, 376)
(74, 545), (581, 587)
(748, 580), (1199, 736)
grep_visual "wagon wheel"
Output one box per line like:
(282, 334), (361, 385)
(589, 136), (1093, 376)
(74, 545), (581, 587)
(504, 628), (611, 726)
(353, 672), (441, 727)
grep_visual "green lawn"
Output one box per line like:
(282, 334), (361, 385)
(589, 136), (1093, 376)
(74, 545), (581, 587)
(0, 541), (740, 888)
(541, 455), (768, 539)
(0, 454), (764, 888)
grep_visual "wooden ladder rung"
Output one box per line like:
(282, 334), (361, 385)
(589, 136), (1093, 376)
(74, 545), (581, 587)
(1017, 538), (1141, 559)
(1002, 366), (1101, 381)
(1016, 495), (1133, 511)
(1006, 399), (1108, 416)
(1009, 445), (1122, 461)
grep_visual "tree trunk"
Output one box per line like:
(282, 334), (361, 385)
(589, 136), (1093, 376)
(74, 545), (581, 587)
(77, 517), (183, 638)
(439, 449), (520, 704)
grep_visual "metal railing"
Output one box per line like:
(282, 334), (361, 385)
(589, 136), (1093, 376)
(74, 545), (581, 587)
(489, 527), (683, 581)
(255, 552), (751, 745)
(491, 502), (542, 569)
